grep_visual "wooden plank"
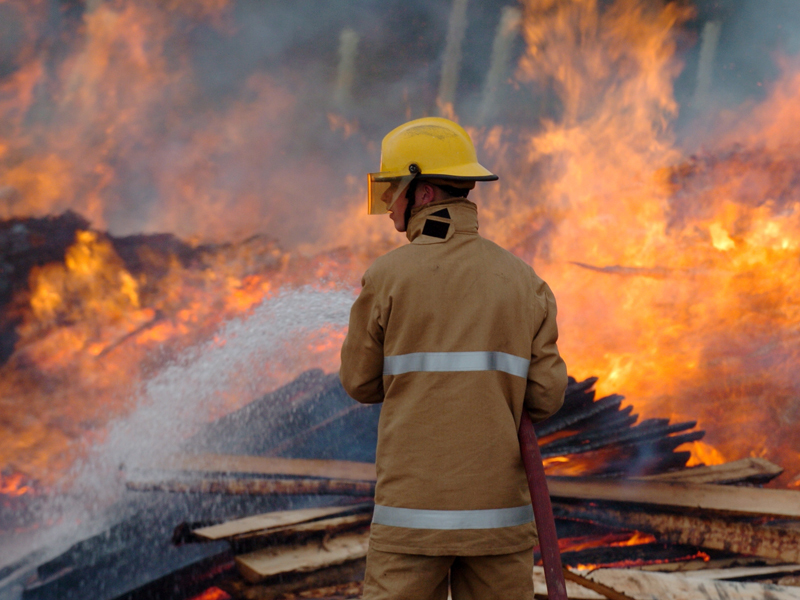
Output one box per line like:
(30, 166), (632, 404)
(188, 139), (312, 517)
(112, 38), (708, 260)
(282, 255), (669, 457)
(547, 476), (800, 518)
(641, 458), (783, 485)
(562, 568), (636, 600)
(233, 513), (372, 544)
(235, 530), (370, 583)
(580, 568), (800, 600)
(126, 477), (375, 497)
(194, 504), (371, 541)
(160, 453), (377, 482)
(638, 556), (787, 573)
(219, 558), (365, 600)
(676, 565), (800, 580)
(553, 504), (800, 564)
(532, 567), (605, 599)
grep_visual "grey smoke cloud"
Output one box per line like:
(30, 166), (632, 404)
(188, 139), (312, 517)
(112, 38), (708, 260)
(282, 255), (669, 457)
(0, 0), (798, 247)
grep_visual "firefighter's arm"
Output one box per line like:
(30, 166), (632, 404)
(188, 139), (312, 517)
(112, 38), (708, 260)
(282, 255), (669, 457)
(339, 271), (385, 404)
(524, 280), (568, 422)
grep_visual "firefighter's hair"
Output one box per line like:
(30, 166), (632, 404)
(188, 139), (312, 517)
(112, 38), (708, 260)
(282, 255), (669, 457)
(435, 184), (470, 199)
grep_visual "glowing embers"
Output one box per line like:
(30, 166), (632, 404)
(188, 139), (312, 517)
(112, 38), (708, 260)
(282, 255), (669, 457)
(187, 587), (231, 600)
(0, 472), (31, 497)
(557, 530), (657, 555)
(547, 520), (705, 570)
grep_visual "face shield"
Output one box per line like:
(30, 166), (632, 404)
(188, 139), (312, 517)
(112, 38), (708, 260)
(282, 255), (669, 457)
(367, 173), (417, 215)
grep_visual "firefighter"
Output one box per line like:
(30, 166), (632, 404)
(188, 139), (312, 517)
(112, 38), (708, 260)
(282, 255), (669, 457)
(340, 117), (567, 600)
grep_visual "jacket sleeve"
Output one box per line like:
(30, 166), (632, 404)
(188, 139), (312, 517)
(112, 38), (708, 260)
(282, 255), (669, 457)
(339, 271), (385, 404)
(524, 280), (568, 423)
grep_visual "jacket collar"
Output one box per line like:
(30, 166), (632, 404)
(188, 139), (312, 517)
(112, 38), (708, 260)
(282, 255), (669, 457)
(406, 198), (479, 244)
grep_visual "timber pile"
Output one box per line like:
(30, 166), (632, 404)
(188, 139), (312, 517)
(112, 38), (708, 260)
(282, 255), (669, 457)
(11, 370), (799, 599)
(147, 456), (800, 599)
(121, 371), (800, 599)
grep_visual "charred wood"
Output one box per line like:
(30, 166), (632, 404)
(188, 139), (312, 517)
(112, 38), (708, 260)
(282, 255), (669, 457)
(591, 450), (693, 478)
(542, 419), (698, 457)
(553, 504), (800, 563)
(565, 375), (600, 400)
(653, 430), (706, 452)
(536, 394), (623, 438)
(580, 405), (637, 432)
(557, 542), (707, 569)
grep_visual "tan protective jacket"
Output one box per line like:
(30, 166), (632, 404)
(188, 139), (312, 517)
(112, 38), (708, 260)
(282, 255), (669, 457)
(340, 198), (567, 556)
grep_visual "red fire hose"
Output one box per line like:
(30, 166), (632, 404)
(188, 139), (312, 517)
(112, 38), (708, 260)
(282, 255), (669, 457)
(519, 410), (568, 600)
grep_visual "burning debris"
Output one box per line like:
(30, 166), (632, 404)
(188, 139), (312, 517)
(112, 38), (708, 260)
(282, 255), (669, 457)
(0, 212), (363, 497)
(6, 370), (798, 599)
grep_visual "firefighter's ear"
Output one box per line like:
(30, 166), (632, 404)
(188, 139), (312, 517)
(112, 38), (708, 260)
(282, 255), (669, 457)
(416, 182), (437, 205)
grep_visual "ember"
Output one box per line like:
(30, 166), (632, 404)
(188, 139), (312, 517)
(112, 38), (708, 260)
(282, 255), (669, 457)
(0, 473), (30, 498)
(187, 587), (231, 600)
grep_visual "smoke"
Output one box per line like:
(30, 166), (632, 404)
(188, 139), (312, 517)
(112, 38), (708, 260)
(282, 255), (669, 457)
(673, 0), (800, 139)
(437, 0), (469, 113)
(0, 0), (798, 250)
(691, 20), (722, 111)
(477, 6), (522, 124)
(333, 29), (360, 109)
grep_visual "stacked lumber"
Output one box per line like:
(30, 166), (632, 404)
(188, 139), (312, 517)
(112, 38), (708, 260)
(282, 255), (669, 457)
(535, 376), (704, 477)
(116, 371), (800, 599)
(159, 467), (800, 599)
(170, 472), (800, 598)
(182, 504), (373, 599)
(159, 453), (800, 599)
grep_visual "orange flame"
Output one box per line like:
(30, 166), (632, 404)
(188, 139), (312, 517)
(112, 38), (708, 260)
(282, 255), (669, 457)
(574, 551), (710, 571)
(470, 0), (800, 484)
(187, 587), (231, 600)
(0, 472), (31, 497)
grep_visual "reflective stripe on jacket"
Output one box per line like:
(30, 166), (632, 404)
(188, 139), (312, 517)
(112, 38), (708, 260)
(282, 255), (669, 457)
(340, 198), (567, 556)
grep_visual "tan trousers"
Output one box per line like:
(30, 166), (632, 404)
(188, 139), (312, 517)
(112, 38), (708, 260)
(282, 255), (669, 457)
(362, 546), (534, 600)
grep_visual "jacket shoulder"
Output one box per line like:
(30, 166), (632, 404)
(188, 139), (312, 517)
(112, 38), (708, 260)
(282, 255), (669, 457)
(364, 244), (416, 281)
(479, 237), (539, 277)
(479, 238), (556, 310)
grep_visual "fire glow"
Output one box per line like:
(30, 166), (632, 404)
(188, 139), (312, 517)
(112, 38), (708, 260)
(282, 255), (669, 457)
(0, 0), (798, 498)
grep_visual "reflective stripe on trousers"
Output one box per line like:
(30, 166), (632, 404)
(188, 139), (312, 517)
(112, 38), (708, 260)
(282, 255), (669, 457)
(372, 505), (534, 530)
(383, 351), (530, 379)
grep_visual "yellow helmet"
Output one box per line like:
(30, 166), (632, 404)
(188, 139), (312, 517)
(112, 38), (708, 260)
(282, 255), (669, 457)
(367, 117), (498, 214)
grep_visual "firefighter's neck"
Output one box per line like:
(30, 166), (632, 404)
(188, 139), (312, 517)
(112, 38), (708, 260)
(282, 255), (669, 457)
(392, 183), (449, 233)
(405, 196), (477, 243)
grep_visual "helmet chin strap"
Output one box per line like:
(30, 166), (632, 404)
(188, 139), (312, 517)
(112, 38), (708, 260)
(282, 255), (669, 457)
(403, 180), (418, 232)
